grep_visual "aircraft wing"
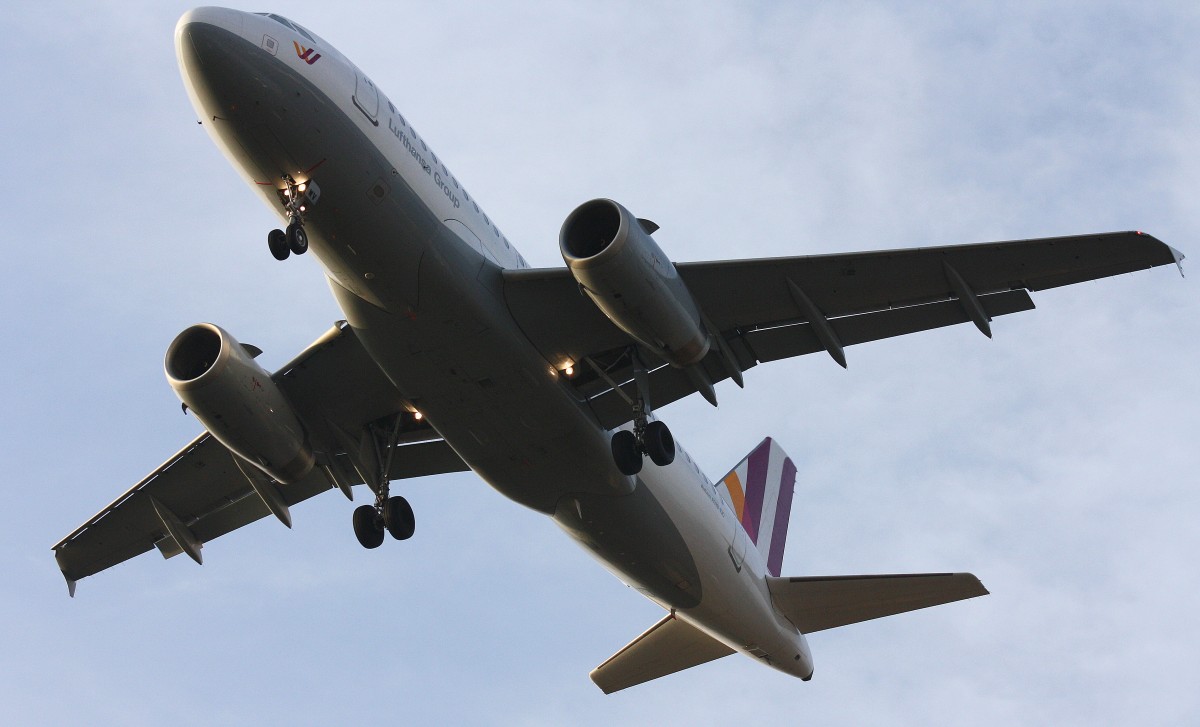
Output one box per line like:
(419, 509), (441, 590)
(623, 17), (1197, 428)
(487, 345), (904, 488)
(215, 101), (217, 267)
(503, 231), (1183, 430)
(52, 322), (469, 593)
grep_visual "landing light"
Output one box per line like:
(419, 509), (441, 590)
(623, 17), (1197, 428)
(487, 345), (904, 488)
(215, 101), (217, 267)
(298, 183), (307, 192)
(564, 365), (575, 377)
(413, 411), (423, 421)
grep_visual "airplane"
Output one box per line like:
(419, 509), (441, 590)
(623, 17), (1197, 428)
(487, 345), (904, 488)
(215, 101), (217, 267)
(52, 7), (1185, 694)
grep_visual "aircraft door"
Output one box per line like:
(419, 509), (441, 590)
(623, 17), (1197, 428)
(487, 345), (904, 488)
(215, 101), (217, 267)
(353, 71), (379, 125)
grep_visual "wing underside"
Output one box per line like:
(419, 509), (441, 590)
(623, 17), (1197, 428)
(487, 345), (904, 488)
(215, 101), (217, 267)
(52, 322), (470, 591)
(503, 231), (1182, 430)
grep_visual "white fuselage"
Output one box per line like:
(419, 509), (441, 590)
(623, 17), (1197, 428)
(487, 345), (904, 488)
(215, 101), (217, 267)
(177, 6), (812, 680)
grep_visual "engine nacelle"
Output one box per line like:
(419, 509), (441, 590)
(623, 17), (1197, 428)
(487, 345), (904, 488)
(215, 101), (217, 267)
(165, 323), (314, 484)
(560, 199), (710, 367)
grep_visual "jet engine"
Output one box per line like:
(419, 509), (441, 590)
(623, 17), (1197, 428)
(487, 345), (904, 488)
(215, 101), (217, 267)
(165, 323), (314, 484)
(560, 199), (710, 367)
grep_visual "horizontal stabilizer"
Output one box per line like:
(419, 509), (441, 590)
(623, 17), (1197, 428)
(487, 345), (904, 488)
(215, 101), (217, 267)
(767, 572), (988, 633)
(591, 613), (734, 694)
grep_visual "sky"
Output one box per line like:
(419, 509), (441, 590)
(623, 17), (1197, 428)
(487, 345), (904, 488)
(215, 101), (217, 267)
(2, 2), (1197, 724)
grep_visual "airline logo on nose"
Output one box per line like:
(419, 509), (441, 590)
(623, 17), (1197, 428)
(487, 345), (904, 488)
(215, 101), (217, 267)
(293, 41), (321, 65)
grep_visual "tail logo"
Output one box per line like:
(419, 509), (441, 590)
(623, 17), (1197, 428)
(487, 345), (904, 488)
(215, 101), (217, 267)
(717, 438), (797, 577)
(293, 41), (322, 65)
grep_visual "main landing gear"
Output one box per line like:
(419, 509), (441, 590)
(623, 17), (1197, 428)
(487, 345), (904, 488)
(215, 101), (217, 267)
(352, 494), (415, 549)
(268, 175), (319, 261)
(342, 413), (417, 549)
(610, 349), (676, 476)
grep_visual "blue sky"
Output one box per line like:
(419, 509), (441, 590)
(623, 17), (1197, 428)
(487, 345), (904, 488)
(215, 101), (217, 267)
(2, 2), (1197, 724)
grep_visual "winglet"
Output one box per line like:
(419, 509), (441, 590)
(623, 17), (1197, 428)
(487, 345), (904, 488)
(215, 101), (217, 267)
(65, 576), (76, 598)
(1170, 245), (1186, 278)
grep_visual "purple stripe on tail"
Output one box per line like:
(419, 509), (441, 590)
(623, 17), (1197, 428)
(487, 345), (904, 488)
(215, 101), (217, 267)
(740, 439), (772, 544)
(766, 456), (796, 577)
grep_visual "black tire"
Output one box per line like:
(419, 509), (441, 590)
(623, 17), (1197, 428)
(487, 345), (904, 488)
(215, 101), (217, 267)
(268, 228), (290, 260)
(383, 495), (415, 541)
(286, 222), (309, 254)
(611, 430), (643, 476)
(352, 504), (385, 549)
(644, 420), (675, 466)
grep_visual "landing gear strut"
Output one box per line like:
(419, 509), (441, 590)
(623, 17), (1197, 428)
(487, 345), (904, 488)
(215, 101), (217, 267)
(345, 412), (417, 549)
(610, 349), (676, 476)
(267, 175), (319, 261)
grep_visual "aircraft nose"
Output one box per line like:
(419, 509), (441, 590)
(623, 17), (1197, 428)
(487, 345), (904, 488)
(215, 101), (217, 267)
(176, 7), (254, 118)
(175, 7), (247, 78)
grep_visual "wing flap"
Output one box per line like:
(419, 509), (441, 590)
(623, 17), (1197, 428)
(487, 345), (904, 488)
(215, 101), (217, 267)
(677, 231), (1178, 332)
(746, 288), (1034, 364)
(767, 573), (988, 634)
(583, 289), (1034, 429)
(590, 613), (734, 694)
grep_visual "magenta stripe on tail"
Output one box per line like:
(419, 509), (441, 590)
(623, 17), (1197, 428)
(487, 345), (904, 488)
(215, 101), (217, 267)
(740, 440), (772, 544)
(766, 456), (796, 577)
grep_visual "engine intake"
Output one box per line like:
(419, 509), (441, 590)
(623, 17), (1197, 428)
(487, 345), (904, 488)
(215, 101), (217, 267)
(165, 323), (314, 484)
(560, 199), (709, 367)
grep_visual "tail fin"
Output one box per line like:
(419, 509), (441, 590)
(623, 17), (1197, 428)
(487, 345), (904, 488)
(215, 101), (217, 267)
(716, 438), (797, 577)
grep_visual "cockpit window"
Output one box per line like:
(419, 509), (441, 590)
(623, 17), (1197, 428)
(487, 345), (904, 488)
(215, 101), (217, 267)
(259, 13), (317, 43)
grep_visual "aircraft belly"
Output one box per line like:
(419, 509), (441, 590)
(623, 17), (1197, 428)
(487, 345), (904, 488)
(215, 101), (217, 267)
(553, 481), (703, 609)
(329, 266), (634, 514)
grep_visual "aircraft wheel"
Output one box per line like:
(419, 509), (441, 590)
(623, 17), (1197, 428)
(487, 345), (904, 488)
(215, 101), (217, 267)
(611, 430), (643, 476)
(383, 495), (415, 541)
(352, 504), (385, 549)
(268, 228), (290, 260)
(286, 222), (309, 254)
(644, 420), (675, 467)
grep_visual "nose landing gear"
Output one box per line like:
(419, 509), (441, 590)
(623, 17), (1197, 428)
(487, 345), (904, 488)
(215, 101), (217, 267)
(267, 175), (319, 261)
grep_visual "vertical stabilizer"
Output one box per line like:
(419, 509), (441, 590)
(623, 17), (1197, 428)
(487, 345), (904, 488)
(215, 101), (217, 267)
(716, 438), (796, 576)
